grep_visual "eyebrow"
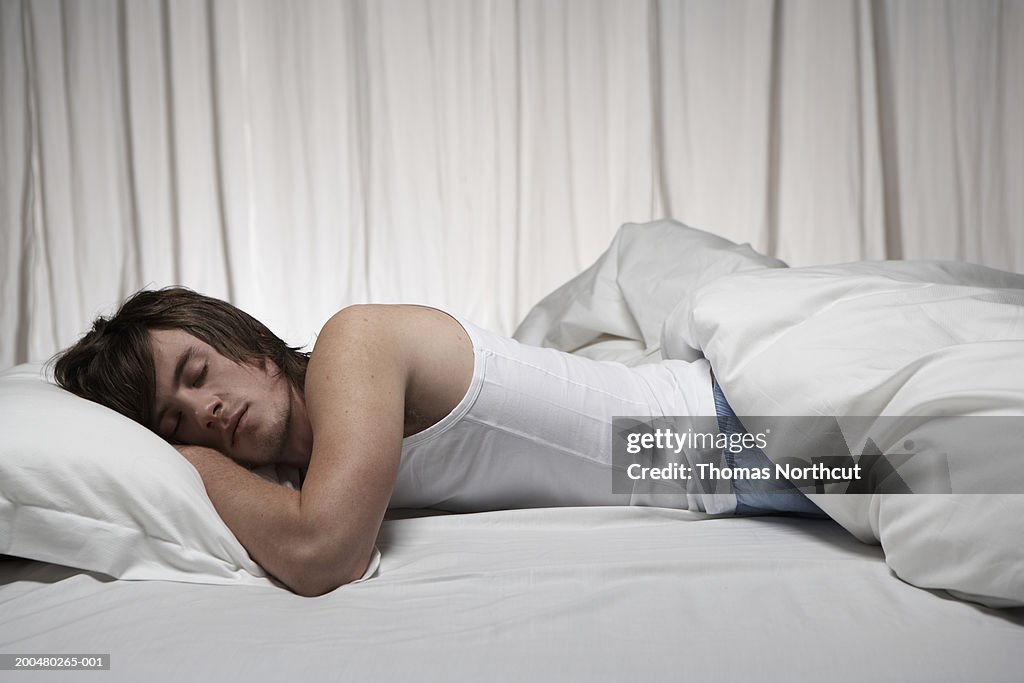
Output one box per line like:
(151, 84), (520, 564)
(154, 345), (197, 433)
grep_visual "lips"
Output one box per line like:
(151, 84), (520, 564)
(230, 406), (248, 449)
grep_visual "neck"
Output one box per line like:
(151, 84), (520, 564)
(281, 384), (314, 469)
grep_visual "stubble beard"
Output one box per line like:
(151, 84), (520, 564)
(269, 392), (294, 466)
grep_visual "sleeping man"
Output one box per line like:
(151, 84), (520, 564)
(54, 286), (821, 596)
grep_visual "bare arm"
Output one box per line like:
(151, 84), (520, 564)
(176, 446), (307, 582)
(178, 305), (470, 596)
(289, 305), (408, 594)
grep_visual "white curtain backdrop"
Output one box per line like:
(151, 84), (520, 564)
(2, 0), (1022, 368)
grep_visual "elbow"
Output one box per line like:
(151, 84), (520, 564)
(290, 577), (345, 599)
(283, 540), (367, 598)
(287, 567), (350, 599)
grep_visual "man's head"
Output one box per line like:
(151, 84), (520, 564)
(53, 287), (311, 466)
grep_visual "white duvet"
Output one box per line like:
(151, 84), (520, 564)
(515, 219), (1024, 607)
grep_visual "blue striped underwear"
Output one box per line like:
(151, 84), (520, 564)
(712, 380), (828, 517)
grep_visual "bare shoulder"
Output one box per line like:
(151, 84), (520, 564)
(309, 304), (474, 435)
(313, 303), (470, 361)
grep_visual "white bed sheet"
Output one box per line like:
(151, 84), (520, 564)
(2, 507), (1021, 682)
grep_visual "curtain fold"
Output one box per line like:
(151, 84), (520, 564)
(2, 0), (1021, 367)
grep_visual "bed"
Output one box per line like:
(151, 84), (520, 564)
(3, 508), (1023, 682)
(2, 220), (1023, 681)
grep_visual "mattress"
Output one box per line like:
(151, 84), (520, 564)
(2, 506), (1021, 682)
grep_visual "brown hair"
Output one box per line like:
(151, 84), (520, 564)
(52, 286), (310, 431)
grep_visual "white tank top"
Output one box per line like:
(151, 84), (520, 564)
(389, 312), (719, 512)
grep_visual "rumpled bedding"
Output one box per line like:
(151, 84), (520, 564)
(514, 219), (1024, 607)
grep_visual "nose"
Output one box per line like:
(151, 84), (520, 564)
(194, 395), (224, 432)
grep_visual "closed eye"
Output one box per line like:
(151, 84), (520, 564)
(193, 363), (208, 388)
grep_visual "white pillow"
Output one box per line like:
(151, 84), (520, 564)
(0, 362), (272, 585)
